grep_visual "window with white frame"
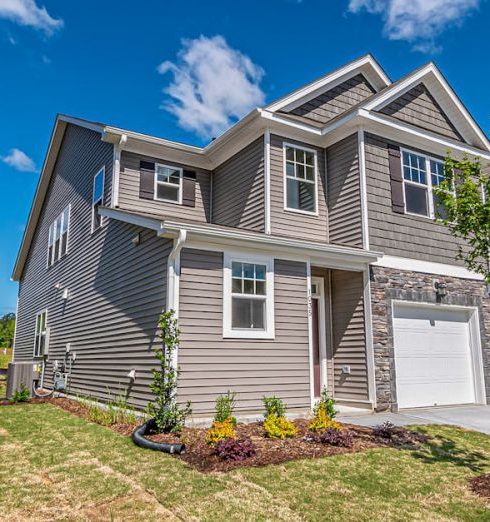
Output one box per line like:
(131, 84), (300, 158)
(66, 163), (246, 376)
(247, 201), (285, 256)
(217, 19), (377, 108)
(402, 150), (453, 219)
(34, 310), (48, 357)
(154, 163), (183, 204)
(223, 253), (274, 339)
(47, 205), (70, 267)
(284, 144), (317, 213)
(92, 167), (104, 231)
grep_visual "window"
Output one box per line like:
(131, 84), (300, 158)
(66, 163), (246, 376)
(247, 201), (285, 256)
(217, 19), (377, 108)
(402, 150), (453, 219)
(284, 144), (317, 214)
(154, 164), (183, 204)
(92, 167), (105, 231)
(34, 310), (48, 357)
(47, 205), (70, 267)
(431, 160), (454, 220)
(223, 253), (274, 339)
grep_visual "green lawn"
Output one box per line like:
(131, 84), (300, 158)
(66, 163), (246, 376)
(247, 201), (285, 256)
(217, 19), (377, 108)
(0, 347), (12, 398)
(0, 403), (489, 521)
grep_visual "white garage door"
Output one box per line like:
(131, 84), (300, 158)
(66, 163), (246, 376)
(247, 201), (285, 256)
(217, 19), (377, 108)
(393, 304), (476, 409)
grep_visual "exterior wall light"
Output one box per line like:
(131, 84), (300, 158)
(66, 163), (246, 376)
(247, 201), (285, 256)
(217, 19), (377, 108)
(435, 281), (448, 299)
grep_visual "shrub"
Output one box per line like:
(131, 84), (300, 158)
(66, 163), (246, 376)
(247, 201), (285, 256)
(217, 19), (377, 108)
(317, 428), (354, 447)
(372, 421), (397, 439)
(9, 383), (30, 403)
(206, 418), (236, 446)
(373, 421), (429, 446)
(214, 437), (256, 461)
(146, 310), (191, 434)
(214, 391), (237, 425)
(263, 414), (297, 439)
(308, 407), (342, 433)
(313, 387), (337, 419)
(262, 396), (286, 418)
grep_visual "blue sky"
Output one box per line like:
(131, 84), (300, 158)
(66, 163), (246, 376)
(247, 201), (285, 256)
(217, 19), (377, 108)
(1, 0), (489, 314)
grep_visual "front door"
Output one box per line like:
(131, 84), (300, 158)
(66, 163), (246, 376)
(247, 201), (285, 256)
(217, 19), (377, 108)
(311, 278), (327, 399)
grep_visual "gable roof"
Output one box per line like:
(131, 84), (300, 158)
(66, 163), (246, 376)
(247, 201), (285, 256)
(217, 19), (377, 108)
(360, 62), (490, 151)
(12, 57), (490, 281)
(265, 54), (391, 113)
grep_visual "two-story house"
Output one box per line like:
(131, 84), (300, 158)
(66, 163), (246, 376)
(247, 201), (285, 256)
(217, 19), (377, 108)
(10, 55), (490, 417)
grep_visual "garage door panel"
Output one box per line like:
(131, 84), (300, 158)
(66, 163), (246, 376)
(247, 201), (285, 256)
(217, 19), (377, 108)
(393, 304), (475, 409)
(396, 381), (474, 409)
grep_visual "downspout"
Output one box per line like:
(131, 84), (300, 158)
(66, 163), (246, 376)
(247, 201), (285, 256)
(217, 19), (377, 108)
(111, 134), (127, 208)
(166, 229), (187, 371)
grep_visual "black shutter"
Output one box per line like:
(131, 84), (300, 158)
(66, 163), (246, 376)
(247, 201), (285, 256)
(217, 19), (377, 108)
(182, 170), (196, 207)
(387, 144), (405, 214)
(139, 161), (155, 200)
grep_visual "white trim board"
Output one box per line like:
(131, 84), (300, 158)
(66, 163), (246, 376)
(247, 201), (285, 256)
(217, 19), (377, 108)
(363, 268), (377, 406)
(373, 255), (484, 281)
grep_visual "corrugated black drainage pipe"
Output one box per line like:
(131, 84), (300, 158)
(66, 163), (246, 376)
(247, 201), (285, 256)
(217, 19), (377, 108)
(131, 418), (185, 454)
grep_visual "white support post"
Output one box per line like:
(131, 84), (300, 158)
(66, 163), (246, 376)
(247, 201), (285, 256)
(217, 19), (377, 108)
(363, 266), (377, 408)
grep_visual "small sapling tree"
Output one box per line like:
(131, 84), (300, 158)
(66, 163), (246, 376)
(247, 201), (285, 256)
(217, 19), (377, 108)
(146, 310), (191, 433)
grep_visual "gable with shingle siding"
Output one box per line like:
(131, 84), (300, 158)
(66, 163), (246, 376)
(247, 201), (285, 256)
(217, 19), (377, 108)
(283, 74), (376, 125)
(378, 83), (463, 141)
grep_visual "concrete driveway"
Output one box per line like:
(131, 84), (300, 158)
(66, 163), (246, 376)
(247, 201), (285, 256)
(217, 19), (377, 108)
(338, 405), (490, 435)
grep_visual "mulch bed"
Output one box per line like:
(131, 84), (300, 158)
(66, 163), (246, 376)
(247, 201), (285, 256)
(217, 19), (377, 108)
(469, 473), (490, 498)
(2, 397), (427, 473)
(147, 420), (380, 472)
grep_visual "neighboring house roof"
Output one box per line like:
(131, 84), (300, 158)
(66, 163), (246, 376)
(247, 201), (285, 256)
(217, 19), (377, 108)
(11, 56), (490, 281)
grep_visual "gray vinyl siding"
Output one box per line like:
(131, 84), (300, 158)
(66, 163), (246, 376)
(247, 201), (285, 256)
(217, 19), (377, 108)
(14, 123), (170, 409)
(365, 132), (467, 265)
(326, 133), (363, 247)
(212, 137), (265, 231)
(285, 74), (375, 125)
(178, 248), (310, 415)
(379, 83), (463, 141)
(118, 150), (212, 222)
(331, 270), (368, 401)
(270, 135), (328, 242)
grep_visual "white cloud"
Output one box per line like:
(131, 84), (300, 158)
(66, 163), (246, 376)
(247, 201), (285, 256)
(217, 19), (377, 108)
(157, 35), (265, 139)
(1, 148), (36, 172)
(0, 0), (63, 35)
(348, 0), (480, 52)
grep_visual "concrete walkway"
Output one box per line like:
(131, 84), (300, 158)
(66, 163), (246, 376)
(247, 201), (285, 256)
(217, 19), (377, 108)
(338, 405), (490, 435)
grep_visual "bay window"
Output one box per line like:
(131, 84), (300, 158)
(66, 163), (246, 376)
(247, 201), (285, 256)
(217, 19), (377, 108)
(223, 253), (274, 339)
(284, 144), (317, 214)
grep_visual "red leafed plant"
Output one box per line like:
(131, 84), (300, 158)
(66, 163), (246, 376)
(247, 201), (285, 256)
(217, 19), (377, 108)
(214, 437), (257, 461)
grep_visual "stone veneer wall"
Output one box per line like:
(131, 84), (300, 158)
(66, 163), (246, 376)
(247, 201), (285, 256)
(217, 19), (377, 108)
(370, 265), (490, 411)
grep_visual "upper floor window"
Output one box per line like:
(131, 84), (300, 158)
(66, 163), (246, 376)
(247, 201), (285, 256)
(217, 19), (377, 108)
(154, 164), (183, 204)
(223, 253), (274, 339)
(34, 309), (48, 357)
(92, 167), (105, 232)
(47, 205), (70, 267)
(402, 150), (453, 219)
(284, 144), (317, 214)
